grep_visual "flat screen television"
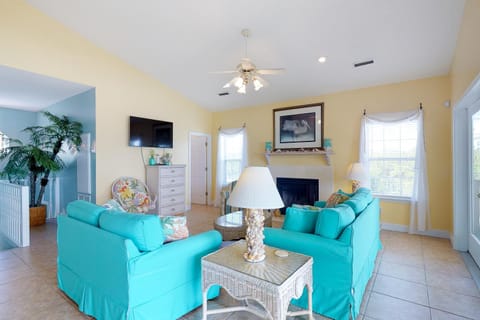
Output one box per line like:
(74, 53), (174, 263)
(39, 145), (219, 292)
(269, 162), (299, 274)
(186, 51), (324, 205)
(129, 116), (173, 148)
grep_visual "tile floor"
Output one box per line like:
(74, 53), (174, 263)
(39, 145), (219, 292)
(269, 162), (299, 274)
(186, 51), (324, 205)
(0, 204), (479, 320)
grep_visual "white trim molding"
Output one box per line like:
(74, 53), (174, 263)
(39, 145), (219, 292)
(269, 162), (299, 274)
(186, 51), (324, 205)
(381, 223), (450, 239)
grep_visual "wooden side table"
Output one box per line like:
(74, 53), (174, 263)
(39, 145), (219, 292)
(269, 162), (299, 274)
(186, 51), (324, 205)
(213, 210), (272, 241)
(201, 240), (313, 319)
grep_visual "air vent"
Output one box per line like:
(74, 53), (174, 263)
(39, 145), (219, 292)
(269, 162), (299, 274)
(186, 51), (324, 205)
(218, 92), (229, 96)
(354, 60), (374, 68)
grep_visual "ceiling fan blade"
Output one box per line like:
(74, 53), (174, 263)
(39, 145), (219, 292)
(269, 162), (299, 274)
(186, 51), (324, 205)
(256, 68), (285, 75)
(209, 70), (238, 74)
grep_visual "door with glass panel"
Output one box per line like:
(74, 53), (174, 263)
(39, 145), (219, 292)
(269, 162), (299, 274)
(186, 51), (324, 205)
(469, 105), (480, 267)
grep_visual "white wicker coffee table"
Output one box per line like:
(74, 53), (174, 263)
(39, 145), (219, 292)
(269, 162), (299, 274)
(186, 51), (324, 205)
(201, 240), (313, 320)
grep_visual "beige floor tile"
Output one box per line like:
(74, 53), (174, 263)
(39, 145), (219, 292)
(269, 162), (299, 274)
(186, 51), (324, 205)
(378, 260), (426, 284)
(425, 258), (472, 278)
(423, 247), (463, 263)
(381, 250), (424, 268)
(0, 254), (28, 272)
(428, 287), (480, 320)
(426, 270), (480, 297)
(0, 250), (15, 261)
(373, 274), (428, 306)
(365, 292), (430, 320)
(430, 309), (472, 320)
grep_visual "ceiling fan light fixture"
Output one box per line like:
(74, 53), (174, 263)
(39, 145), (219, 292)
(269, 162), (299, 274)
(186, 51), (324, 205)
(233, 77), (244, 88)
(253, 78), (263, 91)
(237, 85), (246, 94)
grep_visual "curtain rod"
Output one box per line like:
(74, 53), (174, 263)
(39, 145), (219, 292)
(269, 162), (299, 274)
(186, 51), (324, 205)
(363, 103), (423, 116)
(218, 123), (246, 131)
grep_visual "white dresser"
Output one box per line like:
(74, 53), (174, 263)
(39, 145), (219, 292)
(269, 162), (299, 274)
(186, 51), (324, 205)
(146, 165), (186, 216)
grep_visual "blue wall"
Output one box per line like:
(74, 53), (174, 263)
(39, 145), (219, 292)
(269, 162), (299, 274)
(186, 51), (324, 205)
(0, 107), (37, 143)
(41, 88), (96, 212)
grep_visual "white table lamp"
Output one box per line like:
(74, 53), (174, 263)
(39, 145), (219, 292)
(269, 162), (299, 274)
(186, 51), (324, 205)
(347, 162), (366, 193)
(227, 166), (284, 262)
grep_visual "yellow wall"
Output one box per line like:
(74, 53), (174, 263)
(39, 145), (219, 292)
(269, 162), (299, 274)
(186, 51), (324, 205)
(451, 0), (480, 105)
(0, 1), (213, 203)
(213, 76), (452, 231)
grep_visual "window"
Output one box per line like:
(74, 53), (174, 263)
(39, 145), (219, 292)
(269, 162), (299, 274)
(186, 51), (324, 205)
(215, 127), (248, 205)
(365, 117), (418, 198)
(0, 131), (9, 154)
(223, 133), (245, 183)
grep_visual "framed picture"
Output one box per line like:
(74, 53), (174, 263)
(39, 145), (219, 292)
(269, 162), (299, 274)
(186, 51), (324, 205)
(273, 103), (324, 150)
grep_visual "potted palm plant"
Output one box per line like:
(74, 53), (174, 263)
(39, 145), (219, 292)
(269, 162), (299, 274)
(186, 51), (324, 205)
(0, 112), (83, 226)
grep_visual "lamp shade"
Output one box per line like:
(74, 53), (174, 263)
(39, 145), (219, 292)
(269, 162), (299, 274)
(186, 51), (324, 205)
(227, 166), (284, 209)
(347, 162), (366, 181)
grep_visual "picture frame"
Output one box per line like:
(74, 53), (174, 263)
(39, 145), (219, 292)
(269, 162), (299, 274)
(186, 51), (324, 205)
(273, 103), (324, 150)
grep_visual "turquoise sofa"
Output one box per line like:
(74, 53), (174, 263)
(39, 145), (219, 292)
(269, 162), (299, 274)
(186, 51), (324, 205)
(57, 200), (221, 320)
(264, 188), (381, 320)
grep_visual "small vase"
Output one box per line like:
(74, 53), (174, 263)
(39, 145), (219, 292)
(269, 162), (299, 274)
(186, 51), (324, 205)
(149, 156), (156, 165)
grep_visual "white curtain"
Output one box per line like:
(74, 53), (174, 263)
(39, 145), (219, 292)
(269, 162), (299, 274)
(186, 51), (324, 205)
(214, 127), (248, 206)
(359, 109), (430, 233)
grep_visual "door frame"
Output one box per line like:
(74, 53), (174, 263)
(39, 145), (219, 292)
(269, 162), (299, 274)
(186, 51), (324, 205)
(453, 73), (480, 251)
(188, 132), (212, 209)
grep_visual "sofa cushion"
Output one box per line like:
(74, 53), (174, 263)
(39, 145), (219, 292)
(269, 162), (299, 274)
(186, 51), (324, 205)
(282, 207), (320, 233)
(99, 211), (164, 251)
(160, 216), (189, 242)
(315, 204), (355, 239)
(343, 188), (373, 215)
(67, 200), (106, 226)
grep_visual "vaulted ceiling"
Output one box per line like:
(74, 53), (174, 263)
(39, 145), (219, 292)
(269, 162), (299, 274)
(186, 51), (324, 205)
(7, 0), (467, 111)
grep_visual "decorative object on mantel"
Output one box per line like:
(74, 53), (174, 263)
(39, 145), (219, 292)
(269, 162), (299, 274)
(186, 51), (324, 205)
(227, 167), (284, 263)
(324, 138), (332, 151)
(346, 162), (366, 192)
(264, 149), (334, 166)
(265, 141), (272, 152)
(273, 103), (324, 150)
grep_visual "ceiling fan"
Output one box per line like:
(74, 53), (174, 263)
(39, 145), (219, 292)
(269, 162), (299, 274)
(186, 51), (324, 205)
(213, 29), (285, 94)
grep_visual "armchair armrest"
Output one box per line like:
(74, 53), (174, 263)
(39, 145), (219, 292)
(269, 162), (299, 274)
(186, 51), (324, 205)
(127, 230), (222, 302)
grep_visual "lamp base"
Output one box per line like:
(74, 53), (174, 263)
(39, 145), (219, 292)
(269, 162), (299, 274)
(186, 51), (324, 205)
(244, 208), (265, 263)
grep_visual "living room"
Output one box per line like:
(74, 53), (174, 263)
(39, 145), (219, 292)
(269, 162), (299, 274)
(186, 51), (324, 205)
(1, 0), (480, 319)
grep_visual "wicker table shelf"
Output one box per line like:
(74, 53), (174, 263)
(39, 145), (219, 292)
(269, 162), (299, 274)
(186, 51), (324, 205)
(202, 240), (313, 320)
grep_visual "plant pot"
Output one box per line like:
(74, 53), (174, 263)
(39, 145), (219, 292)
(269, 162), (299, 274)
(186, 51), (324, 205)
(30, 205), (46, 226)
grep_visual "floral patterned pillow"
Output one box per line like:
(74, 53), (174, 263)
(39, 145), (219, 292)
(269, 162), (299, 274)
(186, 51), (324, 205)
(325, 192), (350, 208)
(160, 216), (189, 242)
(112, 177), (153, 213)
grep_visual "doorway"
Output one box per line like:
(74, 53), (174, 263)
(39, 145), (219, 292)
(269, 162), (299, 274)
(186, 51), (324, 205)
(469, 101), (480, 266)
(453, 73), (480, 268)
(189, 132), (211, 206)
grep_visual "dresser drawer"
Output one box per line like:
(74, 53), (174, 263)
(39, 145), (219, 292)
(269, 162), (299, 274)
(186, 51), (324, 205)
(159, 186), (184, 198)
(159, 194), (184, 206)
(160, 176), (184, 187)
(159, 167), (185, 177)
(159, 203), (185, 215)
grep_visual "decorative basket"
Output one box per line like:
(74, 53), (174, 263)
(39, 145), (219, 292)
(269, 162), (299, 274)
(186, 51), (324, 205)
(30, 206), (46, 226)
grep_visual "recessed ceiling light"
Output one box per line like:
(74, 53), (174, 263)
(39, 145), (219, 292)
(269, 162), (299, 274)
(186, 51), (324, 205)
(318, 56), (327, 63)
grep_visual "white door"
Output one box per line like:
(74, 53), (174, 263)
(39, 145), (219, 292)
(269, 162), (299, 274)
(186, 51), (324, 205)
(469, 103), (480, 267)
(190, 134), (208, 205)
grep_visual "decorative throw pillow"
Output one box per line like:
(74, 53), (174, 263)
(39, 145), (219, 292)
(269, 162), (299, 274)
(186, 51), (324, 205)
(102, 199), (126, 212)
(292, 204), (322, 211)
(325, 192), (350, 208)
(160, 216), (189, 242)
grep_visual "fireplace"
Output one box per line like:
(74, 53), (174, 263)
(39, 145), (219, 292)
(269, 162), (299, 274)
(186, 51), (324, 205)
(276, 177), (319, 214)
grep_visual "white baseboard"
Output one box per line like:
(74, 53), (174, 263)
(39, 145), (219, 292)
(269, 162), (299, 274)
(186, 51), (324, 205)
(381, 223), (450, 239)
